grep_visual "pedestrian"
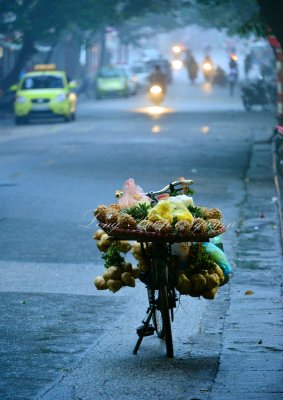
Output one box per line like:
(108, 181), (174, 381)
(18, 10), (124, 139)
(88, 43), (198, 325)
(244, 53), (252, 79)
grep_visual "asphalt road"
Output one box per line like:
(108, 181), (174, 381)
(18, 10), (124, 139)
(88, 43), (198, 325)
(0, 77), (276, 400)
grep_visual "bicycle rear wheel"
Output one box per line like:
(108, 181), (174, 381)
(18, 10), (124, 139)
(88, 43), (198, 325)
(159, 286), (174, 358)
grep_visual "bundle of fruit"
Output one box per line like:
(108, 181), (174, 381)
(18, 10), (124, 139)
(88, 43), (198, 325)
(94, 200), (225, 239)
(175, 243), (229, 299)
(93, 229), (140, 293)
(92, 179), (231, 297)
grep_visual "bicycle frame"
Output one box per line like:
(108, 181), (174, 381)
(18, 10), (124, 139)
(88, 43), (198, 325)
(133, 241), (178, 357)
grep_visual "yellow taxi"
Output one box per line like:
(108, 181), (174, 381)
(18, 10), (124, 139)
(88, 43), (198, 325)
(11, 64), (77, 124)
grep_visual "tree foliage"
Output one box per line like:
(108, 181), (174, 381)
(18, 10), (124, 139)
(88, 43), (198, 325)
(0, 0), (174, 88)
(0, 0), (282, 89)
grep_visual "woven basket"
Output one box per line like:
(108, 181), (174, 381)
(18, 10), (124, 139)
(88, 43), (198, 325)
(99, 223), (225, 243)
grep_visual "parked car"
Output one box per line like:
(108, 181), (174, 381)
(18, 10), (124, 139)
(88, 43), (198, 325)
(10, 64), (77, 124)
(118, 65), (138, 95)
(95, 66), (130, 99)
(130, 62), (150, 90)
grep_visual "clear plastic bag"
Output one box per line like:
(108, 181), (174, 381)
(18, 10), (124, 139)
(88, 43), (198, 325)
(118, 178), (151, 208)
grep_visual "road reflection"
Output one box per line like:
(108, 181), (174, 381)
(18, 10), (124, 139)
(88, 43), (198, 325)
(134, 105), (174, 117)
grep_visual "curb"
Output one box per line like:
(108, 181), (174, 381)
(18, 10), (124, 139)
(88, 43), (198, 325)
(210, 139), (283, 400)
(271, 139), (283, 253)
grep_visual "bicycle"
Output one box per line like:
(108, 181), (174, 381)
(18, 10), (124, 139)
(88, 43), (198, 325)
(100, 179), (225, 358)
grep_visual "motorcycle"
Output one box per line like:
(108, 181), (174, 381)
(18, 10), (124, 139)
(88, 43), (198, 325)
(202, 60), (214, 82)
(241, 77), (275, 111)
(148, 84), (165, 105)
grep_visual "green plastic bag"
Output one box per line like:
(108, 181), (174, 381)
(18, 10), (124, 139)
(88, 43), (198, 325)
(202, 242), (232, 277)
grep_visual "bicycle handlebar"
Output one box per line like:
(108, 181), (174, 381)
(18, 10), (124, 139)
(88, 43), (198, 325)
(115, 179), (193, 202)
(146, 179), (193, 201)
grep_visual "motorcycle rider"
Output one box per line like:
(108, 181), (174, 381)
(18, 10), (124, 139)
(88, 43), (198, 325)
(148, 65), (167, 93)
(186, 54), (199, 84)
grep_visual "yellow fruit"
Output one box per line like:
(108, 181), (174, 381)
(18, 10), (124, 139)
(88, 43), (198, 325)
(96, 240), (110, 252)
(117, 241), (132, 253)
(202, 287), (218, 299)
(147, 200), (174, 223)
(94, 276), (107, 290)
(132, 242), (142, 259)
(190, 274), (207, 293)
(93, 229), (105, 240)
(213, 264), (225, 285)
(123, 262), (133, 273)
(176, 273), (192, 295)
(107, 279), (123, 293)
(103, 266), (122, 281)
(121, 272), (135, 287)
(138, 261), (149, 272)
(131, 267), (140, 279)
(205, 273), (220, 290)
(100, 234), (112, 246)
(173, 203), (194, 223)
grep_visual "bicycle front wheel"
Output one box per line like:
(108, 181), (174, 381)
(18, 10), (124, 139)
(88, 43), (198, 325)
(149, 288), (165, 339)
(159, 286), (174, 358)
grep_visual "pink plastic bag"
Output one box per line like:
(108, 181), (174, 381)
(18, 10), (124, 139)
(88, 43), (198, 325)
(118, 178), (151, 208)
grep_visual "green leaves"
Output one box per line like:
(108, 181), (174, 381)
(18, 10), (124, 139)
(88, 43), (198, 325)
(102, 245), (125, 269)
(124, 203), (151, 222)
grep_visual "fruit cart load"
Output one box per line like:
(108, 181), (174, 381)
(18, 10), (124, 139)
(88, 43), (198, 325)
(92, 178), (232, 298)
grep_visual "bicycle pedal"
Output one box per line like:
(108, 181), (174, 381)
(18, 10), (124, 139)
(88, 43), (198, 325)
(136, 324), (155, 337)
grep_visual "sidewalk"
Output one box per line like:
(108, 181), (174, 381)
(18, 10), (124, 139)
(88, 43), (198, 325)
(210, 140), (283, 399)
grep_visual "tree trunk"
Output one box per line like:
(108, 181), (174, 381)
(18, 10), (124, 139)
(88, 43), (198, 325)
(98, 29), (106, 70)
(0, 32), (35, 91)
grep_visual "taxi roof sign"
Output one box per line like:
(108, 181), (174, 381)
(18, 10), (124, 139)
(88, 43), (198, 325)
(33, 64), (57, 71)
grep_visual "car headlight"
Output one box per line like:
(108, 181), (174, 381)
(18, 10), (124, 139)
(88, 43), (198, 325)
(56, 93), (67, 102)
(16, 96), (26, 104)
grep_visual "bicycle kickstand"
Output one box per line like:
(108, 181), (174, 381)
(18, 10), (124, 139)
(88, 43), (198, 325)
(133, 308), (153, 354)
